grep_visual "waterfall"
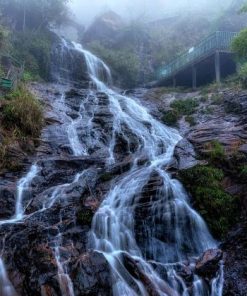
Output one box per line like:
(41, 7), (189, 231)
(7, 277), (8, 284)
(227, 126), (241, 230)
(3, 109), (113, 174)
(0, 36), (224, 296)
(70, 42), (223, 295)
(0, 258), (17, 296)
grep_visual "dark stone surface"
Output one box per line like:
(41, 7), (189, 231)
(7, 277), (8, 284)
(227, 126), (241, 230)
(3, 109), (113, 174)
(195, 249), (223, 279)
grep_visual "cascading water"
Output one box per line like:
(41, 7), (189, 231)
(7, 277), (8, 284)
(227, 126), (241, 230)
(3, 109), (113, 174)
(71, 42), (224, 295)
(0, 36), (224, 296)
(0, 258), (17, 296)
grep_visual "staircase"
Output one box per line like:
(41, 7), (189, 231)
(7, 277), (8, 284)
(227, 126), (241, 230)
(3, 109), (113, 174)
(160, 31), (238, 83)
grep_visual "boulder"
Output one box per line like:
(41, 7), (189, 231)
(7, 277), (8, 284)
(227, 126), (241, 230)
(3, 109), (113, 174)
(195, 249), (223, 278)
(174, 138), (199, 170)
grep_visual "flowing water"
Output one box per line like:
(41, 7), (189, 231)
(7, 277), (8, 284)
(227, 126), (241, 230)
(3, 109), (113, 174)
(0, 37), (224, 296)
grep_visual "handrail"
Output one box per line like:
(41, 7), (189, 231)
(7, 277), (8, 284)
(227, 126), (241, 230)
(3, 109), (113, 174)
(0, 54), (24, 90)
(160, 31), (238, 79)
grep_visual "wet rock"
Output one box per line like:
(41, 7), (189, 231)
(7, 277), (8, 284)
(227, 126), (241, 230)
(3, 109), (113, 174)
(0, 186), (16, 219)
(72, 251), (112, 296)
(195, 249), (223, 278)
(221, 221), (247, 296)
(122, 253), (179, 296)
(174, 138), (199, 170)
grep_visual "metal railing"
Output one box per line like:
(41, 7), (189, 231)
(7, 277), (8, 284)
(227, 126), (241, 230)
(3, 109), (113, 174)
(160, 31), (238, 79)
(0, 54), (24, 90)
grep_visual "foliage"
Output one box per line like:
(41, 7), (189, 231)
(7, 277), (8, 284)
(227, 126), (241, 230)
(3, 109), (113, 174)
(0, 25), (9, 51)
(162, 110), (179, 126)
(185, 115), (196, 126)
(232, 28), (247, 61)
(11, 30), (52, 80)
(2, 85), (43, 137)
(240, 165), (247, 181)
(238, 62), (247, 88)
(179, 165), (239, 239)
(170, 98), (199, 116)
(211, 93), (223, 105)
(239, 1), (247, 13)
(0, 0), (69, 31)
(100, 172), (114, 182)
(205, 140), (226, 162)
(88, 41), (140, 88)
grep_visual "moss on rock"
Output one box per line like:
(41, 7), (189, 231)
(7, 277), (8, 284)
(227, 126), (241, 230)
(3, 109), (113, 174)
(179, 165), (239, 239)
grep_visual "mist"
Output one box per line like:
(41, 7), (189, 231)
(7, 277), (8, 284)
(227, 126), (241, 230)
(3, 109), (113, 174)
(69, 0), (234, 25)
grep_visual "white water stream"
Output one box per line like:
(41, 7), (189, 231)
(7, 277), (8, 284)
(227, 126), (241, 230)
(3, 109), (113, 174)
(0, 37), (224, 296)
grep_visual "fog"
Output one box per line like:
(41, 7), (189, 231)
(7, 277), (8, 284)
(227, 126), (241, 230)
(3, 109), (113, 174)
(69, 0), (234, 25)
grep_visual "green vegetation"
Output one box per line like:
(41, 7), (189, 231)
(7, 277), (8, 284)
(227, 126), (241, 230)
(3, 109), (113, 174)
(211, 93), (223, 105)
(162, 110), (179, 126)
(99, 172), (114, 182)
(88, 41), (140, 88)
(179, 165), (239, 239)
(240, 1), (247, 14)
(2, 85), (43, 138)
(162, 98), (199, 127)
(239, 62), (247, 88)
(205, 140), (226, 162)
(170, 98), (199, 116)
(240, 165), (247, 180)
(232, 28), (247, 61)
(0, 0), (69, 32)
(185, 115), (196, 126)
(77, 209), (94, 225)
(11, 30), (53, 81)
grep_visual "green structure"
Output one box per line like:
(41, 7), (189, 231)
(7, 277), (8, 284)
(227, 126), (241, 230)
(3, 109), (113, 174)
(159, 31), (238, 88)
(0, 55), (24, 91)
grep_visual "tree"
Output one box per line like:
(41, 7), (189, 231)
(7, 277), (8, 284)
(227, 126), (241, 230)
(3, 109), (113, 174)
(0, 0), (70, 31)
(232, 28), (247, 61)
(240, 1), (247, 13)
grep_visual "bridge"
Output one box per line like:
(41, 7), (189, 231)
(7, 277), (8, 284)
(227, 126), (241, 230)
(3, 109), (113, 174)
(158, 31), (238, 88)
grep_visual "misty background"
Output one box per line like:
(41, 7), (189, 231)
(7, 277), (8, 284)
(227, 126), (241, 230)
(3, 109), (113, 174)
(69, 0), (234, 25)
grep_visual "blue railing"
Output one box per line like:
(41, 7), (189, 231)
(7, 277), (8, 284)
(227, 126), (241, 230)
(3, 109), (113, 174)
(160, 31), (238, 79)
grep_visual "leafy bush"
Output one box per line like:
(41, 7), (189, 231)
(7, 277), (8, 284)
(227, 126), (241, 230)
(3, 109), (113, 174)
(185, 115), (196, 126)
(239, 62), (247, 88)
(232, 28), (247, 61)
(162, 110), (179, 126)
(240, 165), (247, 180)
(2, 85), (43, 137)
(211, 93), (223, 105)
(205, 140), (226, 162)
(170, 98), (199, 116)
(12, 30), (52, 81)
(179, 165), (238, 239)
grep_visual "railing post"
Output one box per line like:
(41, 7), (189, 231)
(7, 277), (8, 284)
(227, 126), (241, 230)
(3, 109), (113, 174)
(215, 51), (221, 84)
(192, 65), (197, 90)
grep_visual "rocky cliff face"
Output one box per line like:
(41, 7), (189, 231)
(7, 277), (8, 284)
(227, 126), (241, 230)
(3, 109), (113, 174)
(134, 86), (247, 296)
(83, 11), (125, 44)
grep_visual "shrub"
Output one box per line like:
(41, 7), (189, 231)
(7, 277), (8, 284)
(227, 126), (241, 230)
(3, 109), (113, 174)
(211, 93), (223, 105)
(239, 62), (247, 88)
(11, 30), (52, 81)
(185, 115), (196, 126)
(162, 109), (179, 126)
(206, 140), (226, 162)
(232, 28), (247, 61)
(170, 98), (199, 116)
(240, 165), (247, 180)
(2, 85), (43, 137)
(179, 165), (239, 239)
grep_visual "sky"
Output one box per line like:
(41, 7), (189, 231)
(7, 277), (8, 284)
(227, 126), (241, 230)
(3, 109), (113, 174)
(69, 0), (233, 26)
